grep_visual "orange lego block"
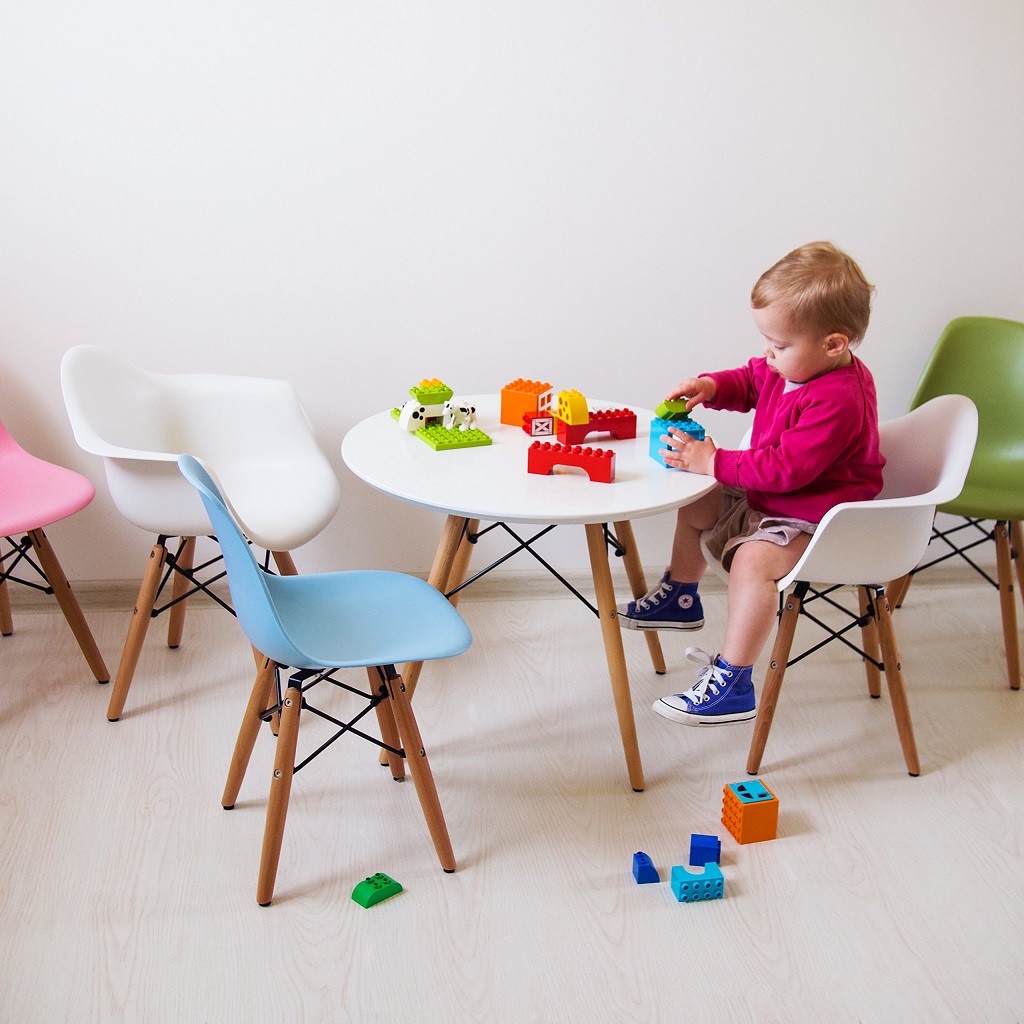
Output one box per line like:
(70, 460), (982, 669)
(501, 378), (554, 427)
(721, 779), (778, 844)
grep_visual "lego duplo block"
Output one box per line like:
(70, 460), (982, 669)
(632, 851), (660, 884)
(527, 441), (615, 483)
(409, 379), (454, 405)
(415, 424), (492, 451)
(523, 411), (554, 436)
(670, 863), (724, 903)
(352, 872), (403, 908)
(649, 416), (706, 468)
(555, 388), (589, 426)
(501, 378), (554, 427)
(721, 779), (779, 844)
(556, 407), (637, 445)
(654, 398), (692, 421)
(689, 833), (722, 866)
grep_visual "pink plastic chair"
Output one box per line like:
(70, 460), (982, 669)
(0, 418), (108, 683)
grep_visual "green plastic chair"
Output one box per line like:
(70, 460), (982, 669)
(895, 316), (1024, 690)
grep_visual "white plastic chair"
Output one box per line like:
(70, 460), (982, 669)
(701, 394), (978, 777)
(60, 345), (342, 721)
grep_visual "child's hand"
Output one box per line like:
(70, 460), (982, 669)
(660, 428), (717, 475)
(667, 376), (716, 410)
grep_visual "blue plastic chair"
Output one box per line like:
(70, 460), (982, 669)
(178, 454), (472, 906)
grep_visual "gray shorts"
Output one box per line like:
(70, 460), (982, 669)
(704, 487), (817, 572)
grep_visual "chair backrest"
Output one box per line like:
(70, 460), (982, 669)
(176, 454), (312, 668)
(61, 345), (341, 549)
(907, 316), (1024, 518)
(779, 394), (978, 589)
(0, 418), (96, 535)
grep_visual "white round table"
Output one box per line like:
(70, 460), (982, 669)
(342, 395), (717, 791)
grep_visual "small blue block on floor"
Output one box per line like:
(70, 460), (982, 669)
(689, 833), (721, 866)
(670, 863), (724, 902)
(632, 851), (660, 884)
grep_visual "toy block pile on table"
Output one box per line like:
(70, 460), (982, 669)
(391, 379), (492, 451)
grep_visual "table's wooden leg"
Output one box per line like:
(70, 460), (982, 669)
(445, 519), (479, 610)
(585, 522), (645, 792)
(379, 514), (467, 766)
(403, 515), (467, 699)
(613, 519), (666, 675)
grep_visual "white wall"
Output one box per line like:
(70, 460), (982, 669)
(2, 2), (1023, 580)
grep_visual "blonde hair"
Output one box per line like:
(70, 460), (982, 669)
(751, 241), (874, 345)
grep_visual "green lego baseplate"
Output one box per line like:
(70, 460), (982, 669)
(415, 424), (492, 450)
(352, 872), (403, 908)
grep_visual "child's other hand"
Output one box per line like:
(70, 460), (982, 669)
(660, 429), (717, 475)
(667, 376), (716, 410)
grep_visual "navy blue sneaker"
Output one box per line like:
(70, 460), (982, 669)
(617, 572), (704, 631)
(653, 648), (756, 725)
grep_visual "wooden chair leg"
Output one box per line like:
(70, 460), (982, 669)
(614, 519), (667, 675)
(166, 536), (195, 649)
(747, 587), (802, 775)
(107, 542), (167, 721)
(888, 573), (913, 609)
(0, 550), (13, 636)
(223, 657), (279, 808)
(368, 666), (405, 781)
(1009, 522), (1024, 691)
(859, 585), (883, 698)
(257, 683), (302, 906)
(28, 529), (109, 683)
(383, 665), (456, 872)
(271, 550), (298, 576)
(994, 521), (1021, 690)
(873, 589), (921, 776)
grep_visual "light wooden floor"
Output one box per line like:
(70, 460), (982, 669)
(2, 570), (1023, 1023)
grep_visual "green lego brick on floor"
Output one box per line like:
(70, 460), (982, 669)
(415, 425), (492, 450)
(352, 872), (404, 908)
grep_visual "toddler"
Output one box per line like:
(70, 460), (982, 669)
(619, 241), (884, 725)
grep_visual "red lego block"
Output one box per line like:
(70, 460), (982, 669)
(527, 442), (615, 483)
(523, 412), (555, 437)
(556, 407), (637, 445)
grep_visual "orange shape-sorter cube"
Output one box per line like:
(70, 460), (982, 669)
(721, 779), (778, 844)
(501, 378), (554, 427)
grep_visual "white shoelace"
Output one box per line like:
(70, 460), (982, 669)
(634, 577), (673, 611)
(678, 647), (733, 704)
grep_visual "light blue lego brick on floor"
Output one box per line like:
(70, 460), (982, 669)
(670, 862), (724, 902)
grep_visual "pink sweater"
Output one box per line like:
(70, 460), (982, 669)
(704, 356), (885, 524)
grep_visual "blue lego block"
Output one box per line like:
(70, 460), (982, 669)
(670, 863), (724, 903)
(689, 833), (721, 866)
(728, 779), (774, 805)
(649, 416), (706, 468)
(632, 851), (660, 884)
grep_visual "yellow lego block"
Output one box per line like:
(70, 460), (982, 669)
(556, 388), (589, 426)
